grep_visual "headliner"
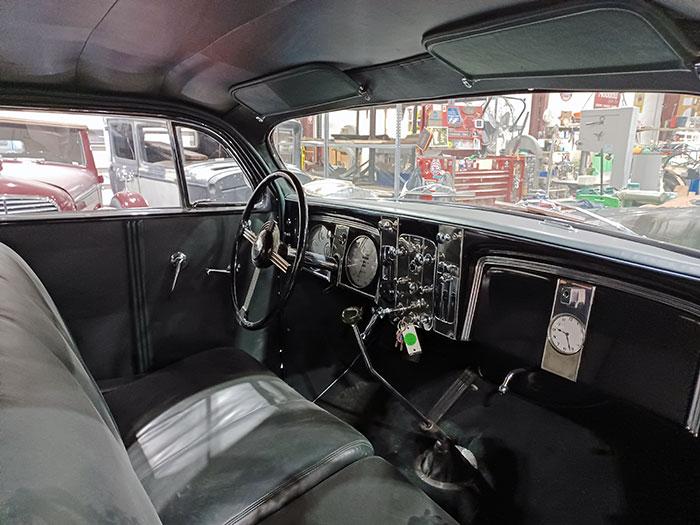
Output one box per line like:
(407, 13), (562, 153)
(1, 0), (700, 117)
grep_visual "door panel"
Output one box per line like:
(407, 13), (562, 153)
(0, 219), (134, 379)
(0, 210), (244, 380)
(140, 214), (239, 369)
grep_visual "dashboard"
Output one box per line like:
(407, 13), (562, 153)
(290, 207), (700, 439)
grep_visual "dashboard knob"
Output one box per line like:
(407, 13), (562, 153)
(378, 219), (396, 231)
(436, 232), (451, 244)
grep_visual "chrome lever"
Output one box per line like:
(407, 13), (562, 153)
(498, 368), (529, 396)
(206, 266), (231, 276)
(170, 251), (188, 293)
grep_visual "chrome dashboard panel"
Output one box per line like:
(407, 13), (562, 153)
(462, 254), (700, 341)
(540, 279), (596, 382)
(395, 234), (437, 331)
(461, 253), (700, 436)
(434, 225), (463, 339)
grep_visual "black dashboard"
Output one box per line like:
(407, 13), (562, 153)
(287, 204), (700, 438)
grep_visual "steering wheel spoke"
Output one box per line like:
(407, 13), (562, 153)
(241, 267), (261, 314)
(242, 225), (257, 245)
(270, 249), (290, 273)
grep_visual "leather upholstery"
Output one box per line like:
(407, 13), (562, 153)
(259, 456), (460, 525)
(107, 348), (373, 524)
(0, 242), (161, 524)
(0, 240), (456, 525)
(104, 347), (274, 448)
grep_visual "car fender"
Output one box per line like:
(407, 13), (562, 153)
(111, 191), (148, 209)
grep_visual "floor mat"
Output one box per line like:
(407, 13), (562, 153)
(318, 365), (700, 524)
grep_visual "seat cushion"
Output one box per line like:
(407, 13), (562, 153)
(259, 456), (459, 525)
(107, 347), (374, 525)
(105, 347), (274, 448)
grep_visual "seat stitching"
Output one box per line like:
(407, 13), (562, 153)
(225, 438), (373, 525)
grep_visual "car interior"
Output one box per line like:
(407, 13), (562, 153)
(1, 1), (700, 524)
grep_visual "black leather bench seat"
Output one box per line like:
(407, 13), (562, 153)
(260, 456), (459, 525)
(0, 241), (457, 524)
(106, 347), (374, 524)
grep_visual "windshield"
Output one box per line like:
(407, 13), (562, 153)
(272, 92), (700, 253)
(0, 121), (85, 165)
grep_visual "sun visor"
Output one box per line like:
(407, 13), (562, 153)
(423, 4), (695, 81)
(231, 64), (370, 119)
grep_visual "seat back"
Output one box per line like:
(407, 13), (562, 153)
(0, 242), (161, 524)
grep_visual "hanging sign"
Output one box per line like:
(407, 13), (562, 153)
(593, 92), (620, 109)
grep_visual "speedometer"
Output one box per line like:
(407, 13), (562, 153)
(308, 225), (333, 257)
(345, 235), (378, 289)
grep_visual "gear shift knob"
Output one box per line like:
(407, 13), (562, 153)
(341, 306), (363, 325)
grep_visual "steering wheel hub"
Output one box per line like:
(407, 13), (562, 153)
(251, 221), (280, 269)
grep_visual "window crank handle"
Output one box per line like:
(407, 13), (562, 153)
(170, 251), (188, 293)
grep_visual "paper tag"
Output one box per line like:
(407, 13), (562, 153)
(401, 323), (422, 356)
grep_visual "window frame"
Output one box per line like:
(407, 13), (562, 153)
(171, 121), (254, 209)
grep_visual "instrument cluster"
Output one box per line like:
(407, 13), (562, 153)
(305, 214), (464, 339)
(306, 216), (381, 299)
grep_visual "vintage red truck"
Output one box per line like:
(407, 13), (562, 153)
(0, 117), (103, 214)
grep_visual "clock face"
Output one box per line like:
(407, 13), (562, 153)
(548, 314), (586, 355)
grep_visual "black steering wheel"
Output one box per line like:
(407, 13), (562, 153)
(230, 170), (308, 330)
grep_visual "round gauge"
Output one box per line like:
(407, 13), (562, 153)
(307, 225), (333, 258)
(548, 314), (586, 355)
(345, 235), (378, 289)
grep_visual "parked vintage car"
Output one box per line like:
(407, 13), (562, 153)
(0, 117), (102, 214)
(106, 118), (252, 207)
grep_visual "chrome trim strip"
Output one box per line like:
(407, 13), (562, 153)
(0, 204), (246, 223)
(338, 281), (376, 299)
(0, 194), (60, 215)
(461, 254), (700, 436)
(311, 213), (379, 236)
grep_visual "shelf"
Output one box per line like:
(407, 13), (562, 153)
(301, 139), (415, 150)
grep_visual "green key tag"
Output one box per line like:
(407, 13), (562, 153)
(401, 322), (422, 356)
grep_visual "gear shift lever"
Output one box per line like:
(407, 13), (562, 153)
(342, 306), (445, 438)
(342, 306), (492, 493)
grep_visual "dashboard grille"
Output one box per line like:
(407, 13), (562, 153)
(0, 195), (60, 215)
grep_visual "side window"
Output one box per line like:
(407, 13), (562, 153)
(0, 109), (251, 217)
(137, 124), (175, 171)
(109, 121), (135, 161)
(107, 118), (181, 209)
(176, 126), (252, 205)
